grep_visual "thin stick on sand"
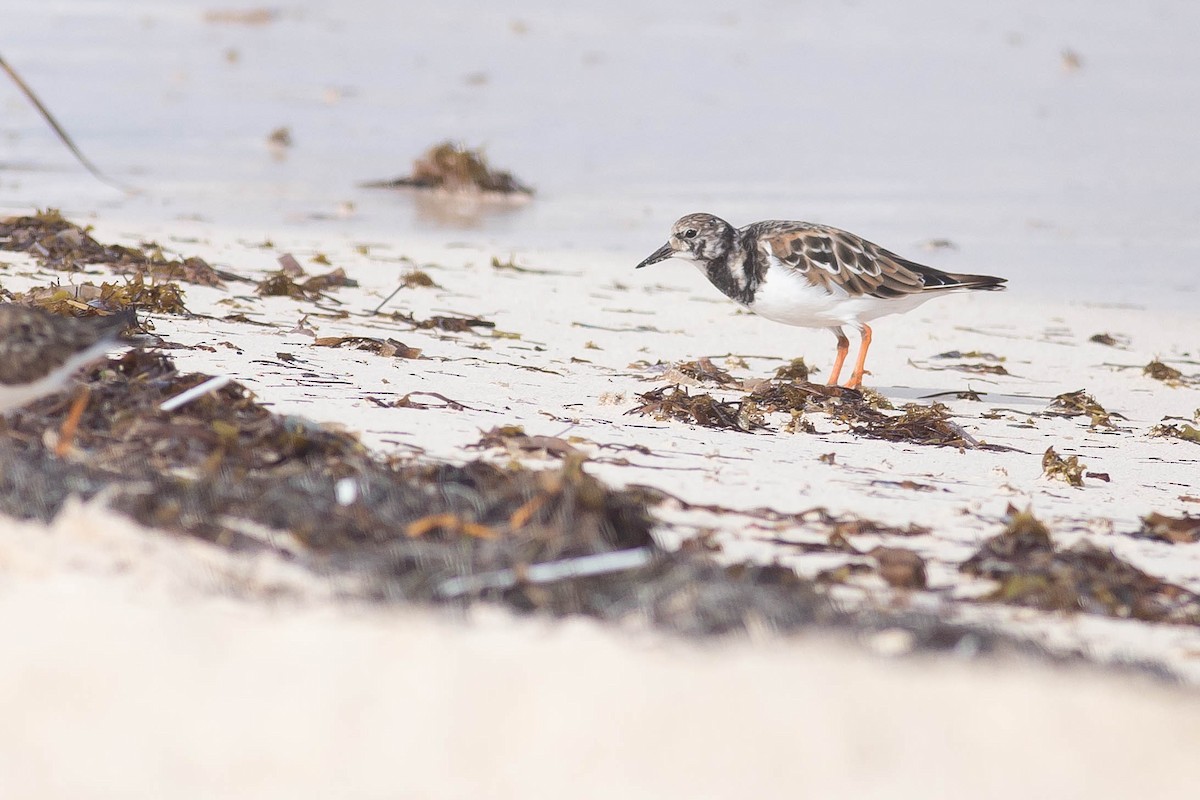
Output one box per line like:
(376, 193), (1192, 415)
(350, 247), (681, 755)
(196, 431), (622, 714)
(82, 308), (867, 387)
(0, 52), (133, 193)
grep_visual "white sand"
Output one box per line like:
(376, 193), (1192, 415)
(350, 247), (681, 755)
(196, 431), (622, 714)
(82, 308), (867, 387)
(3, 504), (1200, 800)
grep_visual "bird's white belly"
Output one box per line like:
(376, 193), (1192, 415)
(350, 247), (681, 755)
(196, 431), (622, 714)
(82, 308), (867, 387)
(746, 267), (933, 329)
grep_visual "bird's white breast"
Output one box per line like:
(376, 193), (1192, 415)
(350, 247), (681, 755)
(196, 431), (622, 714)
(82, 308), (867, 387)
(747, 254), (936, 329)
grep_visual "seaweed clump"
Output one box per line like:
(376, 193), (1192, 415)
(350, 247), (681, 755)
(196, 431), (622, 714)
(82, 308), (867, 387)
(1149, 421), (1200, 444)
(1132, 513), (1200, 545)
(1144, 360), (1184, 384)
(1041, 446), (1086, 486)
(0, 350), (856, 637)
(628, 375), (1001, 449)
(362, 142), (533, 195)
(0, 209), (234, 286)
(1045, 390), (1122, 428)
(960, 507), (1200, 624)
(630, 385), (765, 432)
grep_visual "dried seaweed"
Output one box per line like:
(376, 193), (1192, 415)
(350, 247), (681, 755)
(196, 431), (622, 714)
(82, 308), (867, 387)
(629, 375), (1003, 449)
(675, 357), (738, 386)
(1132, 513), (1200, 545)
(1150, 422), (1200, 444)
(0, 210), (236, 286)
(629, 385), (764, 432)
(1045, 389), (1122, 428)
(15, 273), (185, 316)
(1089, 333), (1127, 347)
(312, 336), (422, 359)
(1041, 447), (1086, 486)
(471, 425), (584, 459)
(1144, 359), (1184, 384)
(362, 142), (533, 195)
(867, 546), (928, 589)
(773, 358), (811, 381)
(391, 311), (496, 333)
(0, 359), (1171, 665)
(256, 266), (357, 300)
(961, 506), (1200, 624)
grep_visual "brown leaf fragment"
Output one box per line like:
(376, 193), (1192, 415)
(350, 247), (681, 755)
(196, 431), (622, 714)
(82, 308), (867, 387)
(1133, 512), (1200, 545)
(1144, 360), (1183, 383)
(1042, 447), (1085, 486)
(472, 426), (584, 459)
(676, 357), (737, 386)
(961, 507), (1200, 623)
(628, 385), (764, 433)
(773, 358), (811, 381)
(868, 546), (928, 589)
(392, 311), (495, 332)
(362, 141), (533, 195)
(390, 392), (474, 411)
(1088, 333), (1126, 347)
(312, 336), (422, 358)
(277, 253), (304, 275)
(1046, 390), (1121, 428)
(1150, 423), (1200, 444)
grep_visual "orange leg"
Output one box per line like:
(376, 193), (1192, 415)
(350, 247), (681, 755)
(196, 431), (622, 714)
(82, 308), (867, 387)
(826, 328), (850, 385)
(54, 386), (91, 457)
(845, 324), (873, 390)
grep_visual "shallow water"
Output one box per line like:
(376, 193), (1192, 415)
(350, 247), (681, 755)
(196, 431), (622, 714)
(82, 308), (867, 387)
(3, 0), (1199, 308)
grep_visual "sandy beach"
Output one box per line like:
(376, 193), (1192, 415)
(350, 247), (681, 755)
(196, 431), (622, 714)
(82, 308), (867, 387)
(3, 1), (1200, 797)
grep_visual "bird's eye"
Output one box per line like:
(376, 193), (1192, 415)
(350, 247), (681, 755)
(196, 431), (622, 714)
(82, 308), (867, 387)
(683, 229), (698, 239)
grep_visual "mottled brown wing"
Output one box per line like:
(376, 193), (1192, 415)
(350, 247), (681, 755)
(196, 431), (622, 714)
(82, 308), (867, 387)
(0, 305), (128, 384)
(762, 225), (930, 298)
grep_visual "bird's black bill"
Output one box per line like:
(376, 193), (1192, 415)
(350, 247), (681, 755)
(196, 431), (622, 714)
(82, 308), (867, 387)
(635, 242), (674, 269)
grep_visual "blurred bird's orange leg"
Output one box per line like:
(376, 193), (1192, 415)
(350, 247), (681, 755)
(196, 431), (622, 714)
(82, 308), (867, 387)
(54, 386), (90, 457)
(845, 324), (873, 390)
(827, 328), (850, 385)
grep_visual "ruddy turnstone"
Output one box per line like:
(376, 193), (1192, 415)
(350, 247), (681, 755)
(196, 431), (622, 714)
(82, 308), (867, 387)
(0, 304), (134, 413)
(636, 213), (1006, 389)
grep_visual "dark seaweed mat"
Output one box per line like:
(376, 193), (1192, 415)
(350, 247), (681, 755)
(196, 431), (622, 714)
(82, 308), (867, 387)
(0, 352), (1175, 674)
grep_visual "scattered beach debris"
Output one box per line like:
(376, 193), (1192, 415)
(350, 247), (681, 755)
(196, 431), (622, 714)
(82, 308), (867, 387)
(390, 311), (496, 333)
(674, 357), (739, 387)
(1045, 389), (1122, 428)
(203, 8), (278, 25)
(914, 351), (1010, 376)
(630, 385), (764, 433)
(920, 238), (957, 250)
(1144, 359), (1184, 384)
(266, 126), (293, 150)
(256, 265), (357, 300)
(400, 270), (437, 288)
(362, 142), (533, 195)
(381, 392), (476, 412)
(867, 546), (928, 590)
(1133, 512), (1200, 545)
(961, 506), (1200, 624)
(628, 376), (1002, 449)
(773, 357), (812, 381)
(312, 336), (422, 359)
(471, 425), (585, 460)
(491, 255), (560, 275)
(0, 210), (236, 287)
(1150, 421), (1200, 444)
(932, 350), (1005, 361)
(1041, 447), (1086, 486)
(16, 274), (186, 316)
(1, 347), (1161, 662)
(1088, 332), (1128, 347)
